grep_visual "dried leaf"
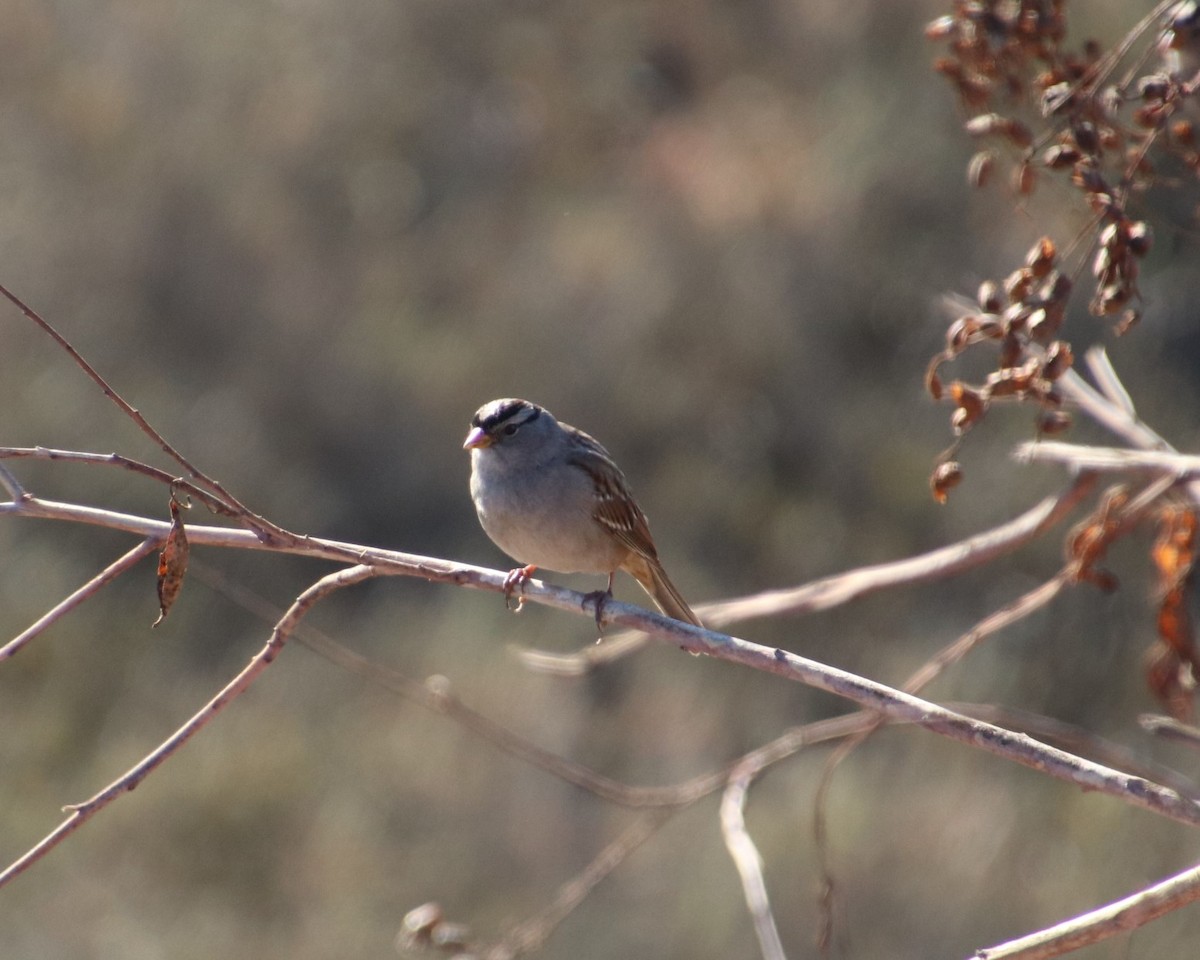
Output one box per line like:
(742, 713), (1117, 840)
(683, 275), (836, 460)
(153, 495), (190, 627)
(1148, 508), (1200, 718)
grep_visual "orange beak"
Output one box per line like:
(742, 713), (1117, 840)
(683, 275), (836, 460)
(463, 427), (492, 450)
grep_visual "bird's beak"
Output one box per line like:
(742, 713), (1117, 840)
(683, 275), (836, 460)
(463, 427), (492, 450)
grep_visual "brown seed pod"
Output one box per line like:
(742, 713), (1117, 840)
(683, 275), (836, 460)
(966, 113), (1007, 137)
(931, 461), (963, 504)
(1043, 341), (1074, 380)
(925, 16), (956, 41)
(1041, 81), (1074, 115)
(1042, 144), (1081, 169)
(1025, 237), (1057, 277)
(1003, 268), (1036, 304)
(968, 150), (996, 188)
(1038, 270), (1072, 305)
(1027, 307), (1061, 343)
(977, 279), (1002, 313)
(1115, 308), (1141, 336)
(1127, 221), (1153, 257)
(1072, 121), (1099, 153)
(1014, 160), (1037, 194)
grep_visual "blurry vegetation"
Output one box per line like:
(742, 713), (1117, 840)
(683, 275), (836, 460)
(3, 0), (1200, 958)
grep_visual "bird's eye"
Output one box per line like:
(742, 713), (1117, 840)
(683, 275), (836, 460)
(502, 423), (519, 436)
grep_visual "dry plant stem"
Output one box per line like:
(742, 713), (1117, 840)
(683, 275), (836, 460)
(1015, 441), (1200, 476)
(4, 494), (1199, 827)
(812, 569), (1078, 950)
(518, 474), (1098, 675)
(813, 472), (1181, 948)
(490, 810), (676, 960)
(722, 767), (787, 960)
(962, 705), (1200, 801)
(0, 537), (160, 661)
(0, 461), (24, 499)
(0, 283), (290, 544)
(971, 858), (1200, 960)
(196, 553), (881, 807)
(1140, 714), (1200, 748)
(0, 563), (381, 890)
(711, 473), (1092, 621)
(814, 469), (1183, 954)
(0, 447), (235, 515)
(1057, 350), (1200, 506)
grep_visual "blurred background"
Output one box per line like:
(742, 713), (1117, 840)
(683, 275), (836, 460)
(2, 0), (1200, 957)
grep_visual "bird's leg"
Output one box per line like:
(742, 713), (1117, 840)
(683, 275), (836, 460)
(581, 571), (616, 636)
(503, 564), (538, 612)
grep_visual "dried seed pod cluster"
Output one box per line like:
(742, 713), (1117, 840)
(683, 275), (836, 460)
(925, 2), (1193, 497)
(931, 1), (1200, 197)
(927, 236), (1075, 456)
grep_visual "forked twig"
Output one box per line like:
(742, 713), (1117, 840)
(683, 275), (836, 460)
(812, 470), (1183, 951)
(0, 563), (381, 889)
(0, 282), (293, 544)
(195, 556), (882, 807)
(0, 447), (237, 516)
(0, 537), (161, 662)
(5, 495), (1200, 828)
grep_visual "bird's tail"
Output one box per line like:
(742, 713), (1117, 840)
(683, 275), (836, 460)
(625, 555), (703, 628)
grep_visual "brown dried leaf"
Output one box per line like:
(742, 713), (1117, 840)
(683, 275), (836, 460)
(153, 496), (190, 627)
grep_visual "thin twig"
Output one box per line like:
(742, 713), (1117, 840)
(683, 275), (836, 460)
(0, 283), (293, 544)
(812, 471), (1182, 948)
(517, 474), (1097, 675)
(0, 447), (237, 516)
(1140, 714), (1200, 749)
(0, 461), (25, 499)
(0, 563), (380, 889)
(1016, 441), (1200, 475)
(1057, 348), (1200, 507)
(970, 857), (1200, 960)
(722, 766), (788, 960)
(812, 569), (1076, 952)
(0, 537), (161, 661)
(4, 493), (1199, 828)
(197, 553), (878, 807)
(489, 810), (676, 959)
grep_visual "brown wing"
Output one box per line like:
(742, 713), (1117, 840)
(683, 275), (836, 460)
(563, 424), (661, 563)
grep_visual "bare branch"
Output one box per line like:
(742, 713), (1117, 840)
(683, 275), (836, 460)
(1016, 441), (1200, 476)
(1056, 349), (1200, 507)
(197, 554), (879, 807)
(971, 858), (1200, 960)
(722, 767), (787, 960)
(4, 492), (1198, 830)
(0, 447), (238, 516)
(0, 537), (161, 661)
(1140, 714), (1200, 749)
(517, 474), (1097, 675)
(0, 283), (294, 545)
(0, 563), (381, 890)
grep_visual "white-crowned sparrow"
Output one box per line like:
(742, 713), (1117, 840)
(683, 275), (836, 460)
(464, 398), (702, 627)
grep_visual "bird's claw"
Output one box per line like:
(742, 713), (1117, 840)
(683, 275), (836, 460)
(503, 565), (537, 612)
(581, 588), (613, 635)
